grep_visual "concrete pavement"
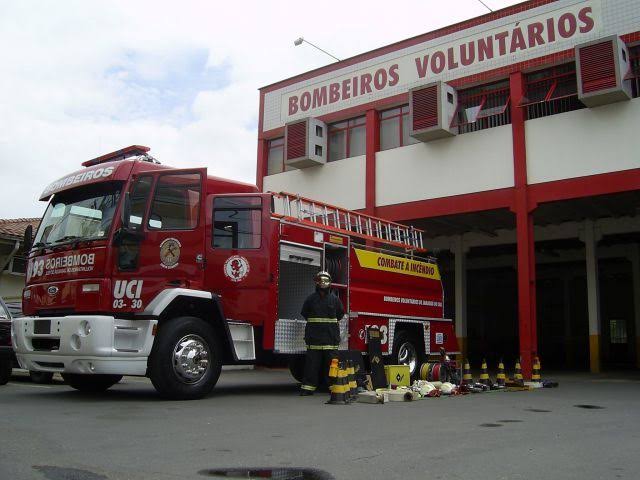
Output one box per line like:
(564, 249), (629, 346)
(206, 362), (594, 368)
(1, 369), (639, 479)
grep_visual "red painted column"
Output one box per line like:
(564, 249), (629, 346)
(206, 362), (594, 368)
(510, 71), (537, 379)
(256, 138), (267, 192)
(256, 91), (267, 192)
(365, 109), (380, 216)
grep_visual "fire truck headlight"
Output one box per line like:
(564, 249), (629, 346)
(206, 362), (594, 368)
(80, 320), (91, 336)
(82, 283), (100, 293)
(23, 289), (31, 300)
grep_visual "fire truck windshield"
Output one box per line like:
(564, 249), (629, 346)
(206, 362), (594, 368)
(33, 181), (123, 248)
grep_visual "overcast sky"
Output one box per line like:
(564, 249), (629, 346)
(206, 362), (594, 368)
(0, 0), (520, 219)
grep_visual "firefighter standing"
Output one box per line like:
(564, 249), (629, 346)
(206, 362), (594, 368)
(299, 271), (344, 395)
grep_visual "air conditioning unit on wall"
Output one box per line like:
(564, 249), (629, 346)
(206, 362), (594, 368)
(284, 118), (327, 169)
(409, 81), (458, 142)
(576, 35), (632, 108)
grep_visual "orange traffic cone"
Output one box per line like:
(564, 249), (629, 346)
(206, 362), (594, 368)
(512, 358), (524, 386)
(479, 358), (490, 386)
(462, 359), (473, 386)
(496, 359), (506, 388)
(347, 360), (358, 401)
(532, 356), (542, 383)
(327, 361), (348, 405)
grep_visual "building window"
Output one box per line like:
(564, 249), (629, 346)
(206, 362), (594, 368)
(148, 173), (201, 230)
(452, 80), (511, 134)
(379, 105), (420, 151)
(522, 63), (584, 120)
(213, 196), (262, 249)
(630, 45), (640, 98)
(328, 116), (366, 161)
(266, 137), (285, 175)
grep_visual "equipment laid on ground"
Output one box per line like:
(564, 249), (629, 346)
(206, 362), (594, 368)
(14, 146), (458, 400)
(367, 327), (388, 389)
(384, 365), (411, 388)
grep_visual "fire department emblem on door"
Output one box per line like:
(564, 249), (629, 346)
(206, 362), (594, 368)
(224, 255), (250, 282)
(160, 238), (181, 269)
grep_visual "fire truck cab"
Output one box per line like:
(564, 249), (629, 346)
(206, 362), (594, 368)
(13, 146), (458, 399)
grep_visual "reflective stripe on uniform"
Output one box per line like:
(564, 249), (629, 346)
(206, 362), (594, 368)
(301, 384), (317, 391)
(306, 317), (338, 323)
(307, 345), (339, 350)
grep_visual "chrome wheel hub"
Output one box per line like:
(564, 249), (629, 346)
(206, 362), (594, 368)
(398, 342), (418, 375)
(172, 334), (210, 384)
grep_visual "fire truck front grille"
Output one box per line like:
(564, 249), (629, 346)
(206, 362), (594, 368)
(31, 339), (60, 351)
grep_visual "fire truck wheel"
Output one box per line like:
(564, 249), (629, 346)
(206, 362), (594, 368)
(288, 356), (305, 383)
(61, 374), (123, 392)
(391, 330), (423, 380)
(0, 360), (11, 385)
(148, 316), (221, 400)
(29, 371), (54, 384)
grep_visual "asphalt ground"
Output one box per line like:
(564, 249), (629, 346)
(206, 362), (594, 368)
(1, 368), (640, 480)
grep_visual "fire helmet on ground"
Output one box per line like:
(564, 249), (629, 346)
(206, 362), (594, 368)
(315, 271), (332, 288)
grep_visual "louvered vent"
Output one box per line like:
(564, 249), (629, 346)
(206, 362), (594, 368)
(577, 36), (632, 107)
(410, 81), (457, 142)
(580, 41), (617, 93)
(412, 85), (439, 131)
(286, 121), (307, 161)
(284, 118), (327, 169)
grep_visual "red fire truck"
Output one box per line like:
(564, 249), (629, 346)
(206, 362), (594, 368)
(13, 146), (458, 399)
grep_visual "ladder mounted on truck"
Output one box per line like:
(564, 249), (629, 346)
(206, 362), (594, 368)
(271, 191), (426, 252)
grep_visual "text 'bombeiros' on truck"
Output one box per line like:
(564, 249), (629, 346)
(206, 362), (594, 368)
(13, 146), (458, 399)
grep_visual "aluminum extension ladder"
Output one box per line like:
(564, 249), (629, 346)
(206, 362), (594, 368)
(272, 191), (425, 252)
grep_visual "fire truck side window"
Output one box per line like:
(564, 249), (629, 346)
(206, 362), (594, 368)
(213, 197), (262, 249)
(148, 173), (201, 230)
(128, 176), (152, 229)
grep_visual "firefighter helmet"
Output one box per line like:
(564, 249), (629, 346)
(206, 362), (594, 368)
(315, 271), (332, 289)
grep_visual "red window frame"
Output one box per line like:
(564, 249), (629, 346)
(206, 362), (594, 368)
(521, 64), (579, 106)
(266, 137), (285, 175)
(451, 80), (511, 128)
(629, 44), (640, 98)
(328, 116), (366, 161)
(379, 105), (412, 150)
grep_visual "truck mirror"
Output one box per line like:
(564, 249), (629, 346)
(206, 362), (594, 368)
(23, 225), (33, 252)
(121, 192), (131, 230)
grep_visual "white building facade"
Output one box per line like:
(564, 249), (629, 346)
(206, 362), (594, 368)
(256, 0), (640, 376)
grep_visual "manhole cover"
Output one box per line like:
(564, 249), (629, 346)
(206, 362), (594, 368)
(479, 423), (503, 427)
(498, 419), (523, 423)
(525, 408), (551, 413)
(199, 468), (335, 479)
(33, 466), (107, 480)
(574, 404), (605, 409)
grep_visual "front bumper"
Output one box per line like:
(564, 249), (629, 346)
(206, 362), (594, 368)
(12, 316), (157, 376)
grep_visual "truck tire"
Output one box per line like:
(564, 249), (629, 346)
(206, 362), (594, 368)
(288, 355), (305, 383)
(61, 374), (123, 392)
(29, 371), (54, 384)
(0, 360), (11, 385)
(148, 316), (221, 400)
(391, 330), (423, 380)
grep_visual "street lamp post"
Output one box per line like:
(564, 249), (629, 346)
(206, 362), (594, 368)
(293, 37), (340, 62)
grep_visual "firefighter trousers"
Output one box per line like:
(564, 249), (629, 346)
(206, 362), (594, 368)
(300, 348), (338, 392)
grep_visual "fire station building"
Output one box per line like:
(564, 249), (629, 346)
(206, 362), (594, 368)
(255, 0), (640, 376)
